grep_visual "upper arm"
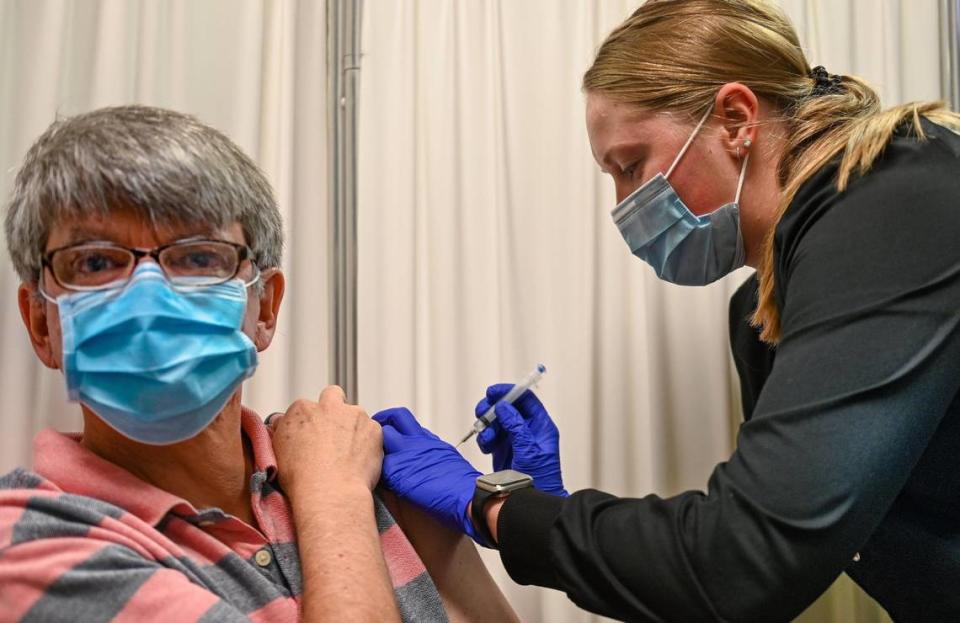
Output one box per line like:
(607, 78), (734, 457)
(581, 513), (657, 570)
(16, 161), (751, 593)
(0, 537), (251, 623)
(381, 491), (520, 623)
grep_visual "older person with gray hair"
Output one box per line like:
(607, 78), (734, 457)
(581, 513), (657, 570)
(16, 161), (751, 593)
(0, 106), (518, 623)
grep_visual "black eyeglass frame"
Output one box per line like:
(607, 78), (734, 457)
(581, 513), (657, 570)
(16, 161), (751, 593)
(40, 237), (259, 293)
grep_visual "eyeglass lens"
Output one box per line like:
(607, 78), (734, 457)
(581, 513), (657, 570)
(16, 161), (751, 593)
(50, 241), (242, 289)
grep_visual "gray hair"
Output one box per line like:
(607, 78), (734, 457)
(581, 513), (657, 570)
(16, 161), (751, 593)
(4, 105), (283, 284)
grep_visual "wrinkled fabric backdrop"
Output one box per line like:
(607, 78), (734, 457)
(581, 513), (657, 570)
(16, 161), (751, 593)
(0, 1), (944, 621)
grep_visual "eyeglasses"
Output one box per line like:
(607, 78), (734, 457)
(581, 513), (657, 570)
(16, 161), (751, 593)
(41, 238), (259, 292)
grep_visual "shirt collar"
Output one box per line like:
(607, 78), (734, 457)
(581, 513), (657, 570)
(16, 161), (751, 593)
(241, 406), (278, 482)
(32, 406), (275, 526)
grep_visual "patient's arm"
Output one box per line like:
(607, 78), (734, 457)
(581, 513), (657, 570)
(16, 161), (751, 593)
(381, 491), (521, 623)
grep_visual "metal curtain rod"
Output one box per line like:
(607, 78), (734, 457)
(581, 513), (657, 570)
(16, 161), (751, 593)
(941, 0), (960, 111)
(329, 0), (363, 402)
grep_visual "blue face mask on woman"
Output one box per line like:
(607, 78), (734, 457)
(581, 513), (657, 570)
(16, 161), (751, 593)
(49, 262), (258, 445)
(611, 106), (748, 285)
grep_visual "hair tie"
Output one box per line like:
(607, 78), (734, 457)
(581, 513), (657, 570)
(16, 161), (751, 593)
(810, 65), (844, 96)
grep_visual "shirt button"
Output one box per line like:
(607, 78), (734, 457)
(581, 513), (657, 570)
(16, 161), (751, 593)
(853, 552), (861, 562)
(255, 549), (273, 567)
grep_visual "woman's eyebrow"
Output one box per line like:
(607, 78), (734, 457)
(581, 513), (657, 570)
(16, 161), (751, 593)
(602, 142), (645, 171)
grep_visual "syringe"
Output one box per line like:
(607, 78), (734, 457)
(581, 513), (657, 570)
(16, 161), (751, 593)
(456, 364), (547, 448)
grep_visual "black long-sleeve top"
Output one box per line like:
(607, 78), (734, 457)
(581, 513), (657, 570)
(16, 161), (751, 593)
(496, 120), (960, 622)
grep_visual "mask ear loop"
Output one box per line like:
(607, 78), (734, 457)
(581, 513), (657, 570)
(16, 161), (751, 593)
(37, 278), (58, 304)
(241, 265), (262, 289)
(731, 142), (751, 267)
(664, 105), (714, 180)
(734, 150), (750, 204)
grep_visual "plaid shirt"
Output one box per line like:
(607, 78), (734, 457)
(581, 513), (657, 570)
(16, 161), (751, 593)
(0, 408), (447, 622)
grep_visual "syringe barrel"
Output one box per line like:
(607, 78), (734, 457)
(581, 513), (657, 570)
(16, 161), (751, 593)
(477, 364), (546, 426)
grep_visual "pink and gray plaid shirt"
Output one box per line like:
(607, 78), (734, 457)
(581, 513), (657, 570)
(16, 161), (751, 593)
(0, 408), (447, 622)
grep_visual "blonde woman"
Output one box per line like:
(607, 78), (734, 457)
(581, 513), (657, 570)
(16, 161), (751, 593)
(371, 0), (960, 620)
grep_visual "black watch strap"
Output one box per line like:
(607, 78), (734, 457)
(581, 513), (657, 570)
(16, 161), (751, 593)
(471, 487), (500, 549)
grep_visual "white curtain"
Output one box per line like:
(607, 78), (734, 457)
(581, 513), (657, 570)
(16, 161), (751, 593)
(0, 0), (330, 471)
(0, 1), (944, 621)
(357, 1), (942, 622)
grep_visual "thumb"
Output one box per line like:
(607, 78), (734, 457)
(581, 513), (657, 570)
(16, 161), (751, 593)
(485, 383), (514, 404)
(373, 407), (421, 435)
(264, 412), (284, 430)
(319, 385), (348, 405)
(476, 421), (501, 454)
(381, 424), (406, 454)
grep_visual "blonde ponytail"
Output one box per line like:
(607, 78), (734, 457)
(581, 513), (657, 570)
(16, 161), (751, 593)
(753, 95), (960, 341)
(583, 0), (960, 343)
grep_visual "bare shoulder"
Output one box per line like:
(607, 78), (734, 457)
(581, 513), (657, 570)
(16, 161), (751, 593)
(380, 491), (522, 623)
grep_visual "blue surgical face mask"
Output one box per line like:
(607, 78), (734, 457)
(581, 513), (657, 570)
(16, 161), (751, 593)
(611, 106), (748, 285)
(48, 262), (259, 445)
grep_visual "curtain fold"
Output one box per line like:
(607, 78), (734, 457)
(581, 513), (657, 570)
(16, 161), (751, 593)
(0, 1), (945, 621)
(358, 1), (940, 621)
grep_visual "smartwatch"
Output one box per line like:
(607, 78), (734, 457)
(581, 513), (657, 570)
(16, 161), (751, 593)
(471, 469), (534, 548)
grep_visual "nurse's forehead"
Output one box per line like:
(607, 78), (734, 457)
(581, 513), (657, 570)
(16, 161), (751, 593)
(589, 100), (692, 153)
(587, 98), (660, 162)
(586, 95), (658, 131)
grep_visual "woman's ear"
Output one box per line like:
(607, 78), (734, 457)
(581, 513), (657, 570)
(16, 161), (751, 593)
(253, 269), (286, 351)
(713, 82), (760, 155)
(18, 283), (59, 369)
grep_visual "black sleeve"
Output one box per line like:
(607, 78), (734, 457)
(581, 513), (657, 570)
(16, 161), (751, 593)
(497, 136), (960, 621)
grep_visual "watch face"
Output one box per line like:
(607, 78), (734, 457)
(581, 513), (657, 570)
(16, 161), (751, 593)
(477, 469), (534, 493)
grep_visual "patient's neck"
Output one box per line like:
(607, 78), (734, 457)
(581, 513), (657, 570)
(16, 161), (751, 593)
(79, 392), (257, 528)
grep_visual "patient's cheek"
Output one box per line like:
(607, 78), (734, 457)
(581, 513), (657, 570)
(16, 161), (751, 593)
(241, 313), (257, 342)
(241, 295), (261, 346)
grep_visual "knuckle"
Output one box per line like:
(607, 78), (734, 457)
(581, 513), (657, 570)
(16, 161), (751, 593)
(288, 398), (312, 413)
(320, 385), (347, 402)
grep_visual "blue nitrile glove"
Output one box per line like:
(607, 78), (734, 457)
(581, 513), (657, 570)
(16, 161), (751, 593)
(373, 407), (485, 543)
(475, 384), (568, 496)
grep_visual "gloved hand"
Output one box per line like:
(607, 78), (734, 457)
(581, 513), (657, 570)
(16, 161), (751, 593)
(475, 384), (568, 496)
(372, 407), (484, 543)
